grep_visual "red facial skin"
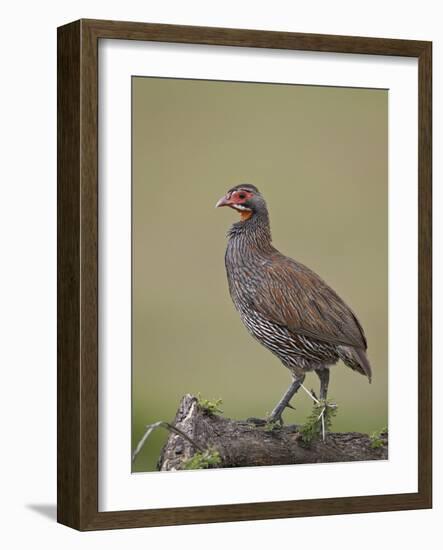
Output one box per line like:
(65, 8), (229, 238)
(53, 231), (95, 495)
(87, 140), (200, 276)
(216, 189), (254, 208)
(227, 189), (254, 205)
(215, 189), (255, 220)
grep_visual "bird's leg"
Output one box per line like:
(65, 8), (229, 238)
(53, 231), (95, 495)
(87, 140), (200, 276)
(315, 368), (335, 440)
(267, 374), (305, 425)
(316, 368), (330, 401)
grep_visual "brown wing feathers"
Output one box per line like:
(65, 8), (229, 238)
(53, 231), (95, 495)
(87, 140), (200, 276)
(254, 254), (368, 351)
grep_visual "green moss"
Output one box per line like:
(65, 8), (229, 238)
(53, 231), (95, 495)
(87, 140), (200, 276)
(300, 399), (338, 445)
(370, 427), (387, 449)
(182, 448), (222, 470)
(263, 419), (281, 432)
(196, 393), (223, 415)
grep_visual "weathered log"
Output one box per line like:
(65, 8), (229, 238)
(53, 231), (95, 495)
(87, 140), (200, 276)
(158, 394), (388, 471)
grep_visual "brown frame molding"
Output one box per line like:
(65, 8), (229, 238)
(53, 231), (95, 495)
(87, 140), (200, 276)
(57, 19), (432, 530)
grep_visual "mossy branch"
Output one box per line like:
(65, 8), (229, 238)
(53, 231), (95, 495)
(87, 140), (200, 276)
(147, 394), (388, 471)
(132, 394), (224, 470)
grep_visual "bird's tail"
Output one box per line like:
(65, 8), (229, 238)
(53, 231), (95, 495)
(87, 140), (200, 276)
(338, 345), (372, 383)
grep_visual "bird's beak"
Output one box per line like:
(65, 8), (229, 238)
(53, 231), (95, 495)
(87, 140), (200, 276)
(215, 195), (231, 208)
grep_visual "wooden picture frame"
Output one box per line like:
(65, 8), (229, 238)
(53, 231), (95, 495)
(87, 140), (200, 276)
(57, 19), (432, 530)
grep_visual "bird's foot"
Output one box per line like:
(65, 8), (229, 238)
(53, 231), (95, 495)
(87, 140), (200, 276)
(246, 399), (295, 431)
(246, 416), (283, 432)
(247, 413), (299, 432)
(266, 399), (296, 427)
(246, 417), (268, 426)
(246, 414), (284, 430)
(267, 411), (285, 426)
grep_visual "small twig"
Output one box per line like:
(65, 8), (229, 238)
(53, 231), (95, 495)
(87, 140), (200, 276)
(317, 407), (325, 422)
(301, 383), (339, 441)
(132, 420), (205, 463)
(300, 383), (320, 404)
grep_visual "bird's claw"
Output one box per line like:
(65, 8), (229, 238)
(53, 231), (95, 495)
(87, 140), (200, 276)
(246, 417), (268, 426)
(267, 400), (296, 425)
(246, 416), (283, 430)
(247, 400), (296, 428)
(266, 413), (284, 427)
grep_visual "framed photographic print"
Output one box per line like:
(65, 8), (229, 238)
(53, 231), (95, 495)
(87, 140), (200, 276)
(57, 19), (432, 530)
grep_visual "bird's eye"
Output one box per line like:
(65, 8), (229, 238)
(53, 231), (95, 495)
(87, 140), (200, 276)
(238, 193), (246, 199)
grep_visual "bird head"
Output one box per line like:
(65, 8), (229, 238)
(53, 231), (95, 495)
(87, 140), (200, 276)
(215, 184), (266, 221)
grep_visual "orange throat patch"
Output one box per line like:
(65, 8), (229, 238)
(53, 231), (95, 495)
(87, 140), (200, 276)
(239, 210), (253, 221)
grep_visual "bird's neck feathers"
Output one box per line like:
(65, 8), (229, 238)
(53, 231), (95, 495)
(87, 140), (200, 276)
(227, 209), (273, 252)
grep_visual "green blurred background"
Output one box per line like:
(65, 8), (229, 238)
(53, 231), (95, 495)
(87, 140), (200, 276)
(132, 77), (388, 472)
